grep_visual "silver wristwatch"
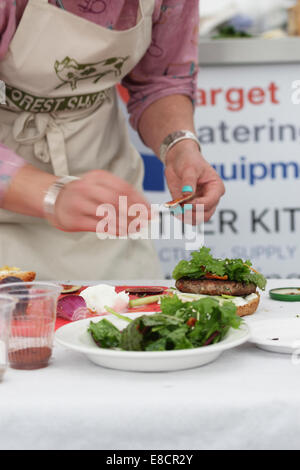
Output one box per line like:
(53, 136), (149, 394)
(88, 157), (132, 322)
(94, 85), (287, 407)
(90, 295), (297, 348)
(159, 130), (202, 165)
(43, 176), (80, 225)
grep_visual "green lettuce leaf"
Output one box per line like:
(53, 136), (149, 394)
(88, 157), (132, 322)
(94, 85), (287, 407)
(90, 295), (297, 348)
(172, 247), (267, 290)
(88, 319), (121, 349)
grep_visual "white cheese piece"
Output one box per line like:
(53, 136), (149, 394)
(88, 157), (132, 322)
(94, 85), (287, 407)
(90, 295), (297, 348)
(81, 284), (129, 314)
(176, 291), (258, 307)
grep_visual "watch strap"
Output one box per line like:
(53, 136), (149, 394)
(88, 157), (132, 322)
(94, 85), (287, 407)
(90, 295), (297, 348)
(159, 130), (201, 165)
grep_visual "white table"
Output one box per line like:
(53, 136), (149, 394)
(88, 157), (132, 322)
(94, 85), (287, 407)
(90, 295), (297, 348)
(2, 279), (300, 451)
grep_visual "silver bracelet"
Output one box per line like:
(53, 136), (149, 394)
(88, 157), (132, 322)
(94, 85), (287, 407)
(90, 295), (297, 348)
(159, 130), (202, 165)
(43, 176), (80, 225)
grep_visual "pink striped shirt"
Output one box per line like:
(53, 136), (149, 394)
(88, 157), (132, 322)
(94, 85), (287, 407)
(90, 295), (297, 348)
(0, 0), (199, 204)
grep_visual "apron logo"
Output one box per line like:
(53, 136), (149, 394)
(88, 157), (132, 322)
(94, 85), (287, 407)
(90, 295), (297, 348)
(4, 85), (112, 113)
(54, 56), (130, 90)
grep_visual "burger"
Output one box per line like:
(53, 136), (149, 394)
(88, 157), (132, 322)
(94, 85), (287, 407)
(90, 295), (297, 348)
(172, 247), (267, 317)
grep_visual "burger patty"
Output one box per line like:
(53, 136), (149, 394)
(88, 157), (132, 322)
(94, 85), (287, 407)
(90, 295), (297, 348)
(175, 278), (257, 296)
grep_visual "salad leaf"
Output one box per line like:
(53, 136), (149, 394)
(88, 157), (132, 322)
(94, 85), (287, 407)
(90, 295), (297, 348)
(145, 338), (167, 352)
(88, 319), (121, 349)
(161, 295), (240, 330)
(121, 314), (185, 351)
(172, 247), (225, 281)
(158, 294), (184, 317)
(191, 247), (226, 277)
(223, 258), (266, 290)
(166, 327), (194, 350)
(120, 319), (144, 351)
(172, 246), (267, 290)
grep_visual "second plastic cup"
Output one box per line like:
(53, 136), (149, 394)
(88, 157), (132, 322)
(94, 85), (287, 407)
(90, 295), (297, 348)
(0, 282), (61, 370)
(0, 295), (17, 380)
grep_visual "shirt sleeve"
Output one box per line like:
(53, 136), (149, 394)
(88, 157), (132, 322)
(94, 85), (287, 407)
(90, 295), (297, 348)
(0, 144), (26, 206)
(0, 0), (18, 61)
(122, 0), (199, 131)
(0, 2), (28, 204)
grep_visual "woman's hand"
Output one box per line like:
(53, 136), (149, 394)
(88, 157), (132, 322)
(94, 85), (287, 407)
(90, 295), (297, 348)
(164, 140), (225, 223)
(53, 170), (152, 235)
(138, 94), (225, 222)
(2, 164), (151, 235)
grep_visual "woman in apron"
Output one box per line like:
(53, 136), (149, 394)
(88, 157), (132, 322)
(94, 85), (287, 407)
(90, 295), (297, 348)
(0, 0), (225, 280)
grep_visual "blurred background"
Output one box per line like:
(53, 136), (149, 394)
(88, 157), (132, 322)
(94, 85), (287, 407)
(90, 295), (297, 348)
(199, 0), (300, 38)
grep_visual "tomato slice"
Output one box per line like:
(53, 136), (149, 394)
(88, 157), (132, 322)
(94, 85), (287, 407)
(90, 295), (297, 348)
(204, 273), (228, 281)
(186, 317), (197, 327)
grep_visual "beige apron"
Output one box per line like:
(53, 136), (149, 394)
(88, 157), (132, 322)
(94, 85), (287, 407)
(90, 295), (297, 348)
(0, 0), (162, 281)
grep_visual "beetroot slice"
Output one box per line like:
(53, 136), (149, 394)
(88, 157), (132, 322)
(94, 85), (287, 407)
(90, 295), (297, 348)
(125, 287), (165, 297)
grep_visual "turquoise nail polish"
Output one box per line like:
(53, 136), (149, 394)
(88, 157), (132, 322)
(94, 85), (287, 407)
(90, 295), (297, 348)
(182, 185), (193, 193)
(170, 205), (183, 215)
(183, 204), (193, 212)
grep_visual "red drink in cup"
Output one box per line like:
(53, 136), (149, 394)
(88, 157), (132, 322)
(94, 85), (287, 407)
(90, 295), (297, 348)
(0, 282), (61, 370)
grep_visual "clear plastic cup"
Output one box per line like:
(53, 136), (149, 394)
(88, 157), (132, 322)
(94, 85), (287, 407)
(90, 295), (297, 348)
(0, 295), (17, 380)
(0, 282), (61, 370)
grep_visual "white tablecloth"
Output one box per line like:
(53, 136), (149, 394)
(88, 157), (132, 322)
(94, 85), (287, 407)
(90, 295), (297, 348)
(2, 279), (300, 451)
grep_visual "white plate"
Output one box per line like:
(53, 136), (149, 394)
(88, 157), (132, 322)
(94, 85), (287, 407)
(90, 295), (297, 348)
(55, 312), (250, 372)
(249, 319), (300, 354)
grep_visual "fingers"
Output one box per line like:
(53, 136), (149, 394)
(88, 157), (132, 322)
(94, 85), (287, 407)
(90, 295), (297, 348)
(181, 162), (225, 221)
(182, 185), (224, 224)
(72, 170), (151, 212)
(180, 165), (200, 195)
(85, 170), (151, 211)
(55, 170), (152, 234)
(54, 215), (98, 233)
(168, 178), (225, 225)
(194, 180), (225, 212)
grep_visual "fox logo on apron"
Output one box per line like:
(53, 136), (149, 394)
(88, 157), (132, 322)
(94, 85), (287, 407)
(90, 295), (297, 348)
(54, 56), (130, 90)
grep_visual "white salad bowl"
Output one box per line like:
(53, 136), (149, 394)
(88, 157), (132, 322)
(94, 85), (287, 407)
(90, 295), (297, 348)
(55, 312), (250, 372)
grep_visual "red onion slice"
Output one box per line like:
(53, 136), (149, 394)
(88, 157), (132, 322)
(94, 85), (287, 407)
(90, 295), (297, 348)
(57, 295), (90, 321)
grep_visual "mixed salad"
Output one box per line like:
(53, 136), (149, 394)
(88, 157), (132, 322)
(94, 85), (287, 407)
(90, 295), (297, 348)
(88, 295), (242, 352)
